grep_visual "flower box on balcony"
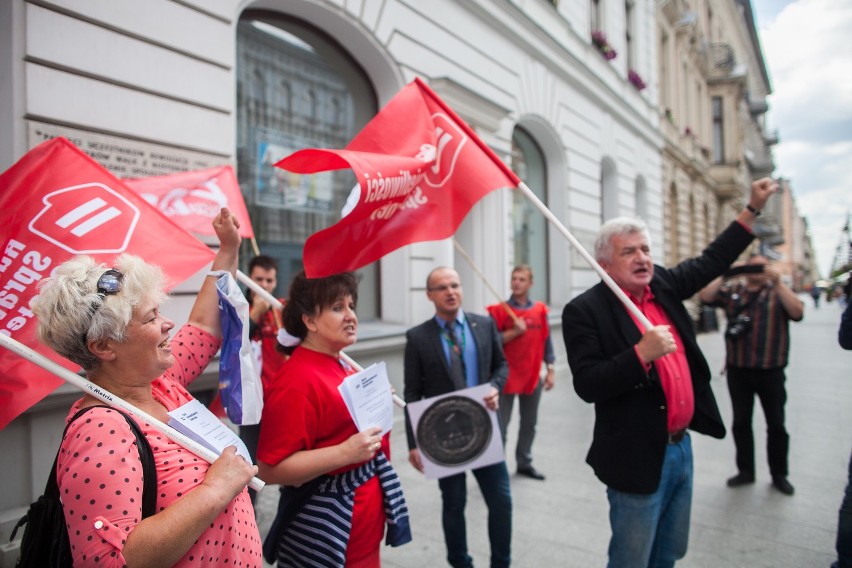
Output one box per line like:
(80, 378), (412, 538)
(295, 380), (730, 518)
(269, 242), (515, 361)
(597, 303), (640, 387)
(591, 30), (617, 61)
(627, 69), (646, 90)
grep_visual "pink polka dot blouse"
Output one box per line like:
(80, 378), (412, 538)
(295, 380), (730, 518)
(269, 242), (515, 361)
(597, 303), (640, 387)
(56, 325), (262, 567)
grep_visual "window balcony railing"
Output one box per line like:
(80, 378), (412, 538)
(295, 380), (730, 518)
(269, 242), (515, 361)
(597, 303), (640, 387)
(710, 43), (734, 70)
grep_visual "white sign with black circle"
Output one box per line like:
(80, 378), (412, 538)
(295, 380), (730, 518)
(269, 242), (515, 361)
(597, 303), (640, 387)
(407, 383), (505, 480)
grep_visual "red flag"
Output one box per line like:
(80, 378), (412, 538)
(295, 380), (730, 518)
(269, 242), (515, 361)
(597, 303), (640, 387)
(277, 77), (520, 278)
(124, 166), (254, 238)
(0, 137), (216, 429)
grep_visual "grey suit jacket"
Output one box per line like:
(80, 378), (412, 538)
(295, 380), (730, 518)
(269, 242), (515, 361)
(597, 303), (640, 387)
(403, 311), (508, 450)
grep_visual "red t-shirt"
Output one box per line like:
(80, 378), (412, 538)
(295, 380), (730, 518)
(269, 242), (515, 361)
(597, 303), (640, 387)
(257, 346), (388, 565)
(626, 287), (694, 433)
(487, 301), (550, 395)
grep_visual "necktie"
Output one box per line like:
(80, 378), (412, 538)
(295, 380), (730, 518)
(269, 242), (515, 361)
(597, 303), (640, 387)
(444, 320), (466, 390)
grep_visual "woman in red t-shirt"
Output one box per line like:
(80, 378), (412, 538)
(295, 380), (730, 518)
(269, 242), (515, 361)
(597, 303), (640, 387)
(257, 271), (401, 567)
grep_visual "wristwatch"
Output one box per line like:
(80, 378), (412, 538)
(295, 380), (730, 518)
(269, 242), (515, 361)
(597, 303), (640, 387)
(546, 364), (555, 371)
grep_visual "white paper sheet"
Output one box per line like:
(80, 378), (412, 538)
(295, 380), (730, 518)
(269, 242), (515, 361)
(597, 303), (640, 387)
(338, 361), (394, 435)
(167, 398), (252, 462)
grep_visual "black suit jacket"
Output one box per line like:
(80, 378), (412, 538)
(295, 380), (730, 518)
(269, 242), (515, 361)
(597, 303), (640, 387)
(562, 221), (754, 494)
(403, 311), (508, 450)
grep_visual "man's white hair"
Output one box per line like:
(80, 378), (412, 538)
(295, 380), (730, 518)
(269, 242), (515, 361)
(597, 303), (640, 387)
(595, 217), (652, 263)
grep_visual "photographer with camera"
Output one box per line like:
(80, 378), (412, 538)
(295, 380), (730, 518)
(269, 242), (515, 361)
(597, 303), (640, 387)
(699, 255), (804, 495)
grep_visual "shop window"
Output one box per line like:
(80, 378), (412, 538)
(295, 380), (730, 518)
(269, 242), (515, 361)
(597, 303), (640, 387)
(236, 12), (379, 318)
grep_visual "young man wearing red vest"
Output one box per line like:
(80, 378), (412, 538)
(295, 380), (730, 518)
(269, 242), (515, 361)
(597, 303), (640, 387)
(487, 265), (556, 480)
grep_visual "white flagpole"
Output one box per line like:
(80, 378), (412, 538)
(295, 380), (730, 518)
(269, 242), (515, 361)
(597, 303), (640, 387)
(236, 270), (407, 408)
(515, 182), (654, 331)
(0, 333), (265, 492)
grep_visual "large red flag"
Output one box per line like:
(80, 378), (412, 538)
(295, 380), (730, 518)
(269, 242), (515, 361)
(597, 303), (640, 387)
(124, 165), (254, 238)
(277, 77), (520, 278)
(0, 137), (216, 429)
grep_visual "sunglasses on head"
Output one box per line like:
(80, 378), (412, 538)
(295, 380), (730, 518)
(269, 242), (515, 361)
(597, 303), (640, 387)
(83, 269), (123, 345)
(96, 269), (123, 298)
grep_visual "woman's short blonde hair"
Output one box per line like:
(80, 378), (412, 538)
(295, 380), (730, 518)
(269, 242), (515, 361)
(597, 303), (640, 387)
(30, 254), (167, 370)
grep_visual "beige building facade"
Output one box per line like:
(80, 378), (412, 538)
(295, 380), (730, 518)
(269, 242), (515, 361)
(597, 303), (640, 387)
(657, 0), (779, 269)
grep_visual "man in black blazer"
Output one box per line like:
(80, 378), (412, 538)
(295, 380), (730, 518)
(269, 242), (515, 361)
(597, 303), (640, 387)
(562, 178), (777, 568)
(404, 266), (512, 568)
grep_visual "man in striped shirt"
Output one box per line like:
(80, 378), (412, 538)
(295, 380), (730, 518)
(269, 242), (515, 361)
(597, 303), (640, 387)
(699, 254), (804, 495)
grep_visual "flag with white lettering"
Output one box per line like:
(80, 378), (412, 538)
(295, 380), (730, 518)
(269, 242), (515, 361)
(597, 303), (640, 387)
(124, 166), (254, 238)
(0, 137), (216, 429)
(277, 78), (520, 278)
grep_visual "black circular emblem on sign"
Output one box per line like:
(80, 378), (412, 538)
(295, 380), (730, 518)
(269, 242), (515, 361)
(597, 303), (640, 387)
(416, 395), (492, 467)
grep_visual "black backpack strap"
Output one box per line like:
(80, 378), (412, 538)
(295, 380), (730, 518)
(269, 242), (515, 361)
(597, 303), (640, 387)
(10, 405), (158, 547)
(61, 405), (158, 518)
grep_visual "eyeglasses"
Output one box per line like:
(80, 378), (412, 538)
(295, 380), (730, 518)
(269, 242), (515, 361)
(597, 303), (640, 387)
(428, 282), (461, 293)
(96, 269), (123, 298)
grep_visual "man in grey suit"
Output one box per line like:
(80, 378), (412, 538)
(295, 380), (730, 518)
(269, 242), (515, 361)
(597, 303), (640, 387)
(404, 266), (513, 568)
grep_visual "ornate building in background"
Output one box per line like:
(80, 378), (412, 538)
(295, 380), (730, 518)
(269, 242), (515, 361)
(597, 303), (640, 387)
(655, 0), (810, 313)
(658, 0), (779, 263)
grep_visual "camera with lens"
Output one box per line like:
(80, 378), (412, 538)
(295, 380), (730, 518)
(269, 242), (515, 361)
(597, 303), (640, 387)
(725, 314), (752, 340)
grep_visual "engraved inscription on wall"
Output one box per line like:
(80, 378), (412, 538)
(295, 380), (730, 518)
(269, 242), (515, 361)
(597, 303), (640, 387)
(28, 122), (228, 178)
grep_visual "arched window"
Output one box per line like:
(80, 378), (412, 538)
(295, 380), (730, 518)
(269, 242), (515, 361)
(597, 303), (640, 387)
(511, 127), (549, 302)
(236, 12), (379, 318)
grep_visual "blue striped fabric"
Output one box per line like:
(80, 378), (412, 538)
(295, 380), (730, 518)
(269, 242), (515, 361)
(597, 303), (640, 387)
(276, 452), (412, 567)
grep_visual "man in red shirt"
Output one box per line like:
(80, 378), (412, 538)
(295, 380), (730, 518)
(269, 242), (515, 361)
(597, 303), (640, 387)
(562, 178), (777, 567)
(487, 265), (555, 480)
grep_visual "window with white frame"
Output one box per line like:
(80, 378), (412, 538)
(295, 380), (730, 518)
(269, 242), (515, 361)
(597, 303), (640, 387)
(511, 127), (550, 303)
(668, 182), (679, 264)
(712, 96), (725, 164)
(591, 0), (602, 33)
(625, 0), (635, 70)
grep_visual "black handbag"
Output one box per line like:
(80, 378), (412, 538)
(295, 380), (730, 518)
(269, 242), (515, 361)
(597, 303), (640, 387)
(10, 405), (157, 568)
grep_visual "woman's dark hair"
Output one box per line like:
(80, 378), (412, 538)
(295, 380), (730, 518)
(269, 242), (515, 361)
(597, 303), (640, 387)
(279, 270), (358, 355)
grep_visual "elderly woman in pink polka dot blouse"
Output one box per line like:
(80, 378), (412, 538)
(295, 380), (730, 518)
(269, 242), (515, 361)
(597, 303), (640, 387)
(30, 208), (262, 567)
